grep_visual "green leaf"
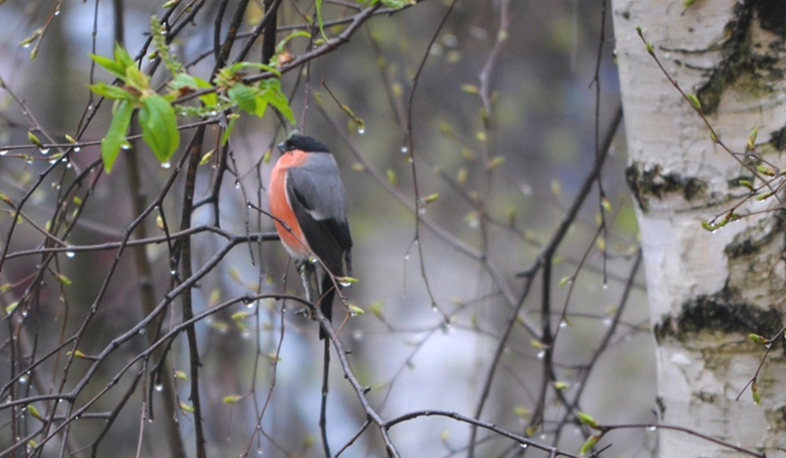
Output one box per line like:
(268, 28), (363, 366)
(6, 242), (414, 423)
(368, 301), (384, 318)
(179, 401), (195, 413)
(577, 411), (599, 429)
(67, 350), (87, 359)
(232, 311), (253, 320)
(228, 83), (257, 114)
(113, 43), (136, 73)
(5, 301), (19, 316)
(199, 149), (214, 165)
(27, 405), (42, 420)
(380, 0), (415, 9)
(90, 54), (125, 79)
(192, 76), (217, 107)
(258, 79), (295, 122)
(386, 168), (397, 186)
(27, 132), (43, 147)
(749, 333), (768, 344)
(315, 0), (328, 43)
(580, 435), (600, 456)
(101, 100), (133, 173)
(169, 74), (217, 107)
(747, 126), (759, 150)
(277, 31), (312, 53)
(88, 82), (134, 100)
(139, 95), (179, 162)
(125, 66), (150, 93)
(221, 115), (238, 146)
(686, 93), (701, 110)
(223, 395), (242, 404)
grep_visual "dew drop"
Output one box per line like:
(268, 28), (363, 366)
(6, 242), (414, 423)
(353, 330), (364, 341)
(559, 320), (568, 328)
(210, 110), (218, 116)
(66, 162), (72, 169)
(121, 143), (131, 150)
(39, 148), (50, 155)
(66, 251), (75, 258)
(26, 158), (34, 165)
(245, 300), (255, 309)
(357, 126), (366, 135)
(73, 147), (81, 153)
(170, 270), (177, 276)
(154, 382), (163, 392)
(161, 162), (171, 169)
(400, 145), (408, 154)
(234, 182), (241, 189)
(646, 426), (657, 432)
(22, 43), (32, 49)
(138, 328), (146, 335)
(0, 150), (8, 156)
(54, 9), (61, 16)
(536, 350), (546, 359)
(18, 375), (28, 385)
(519, 444), (528, 450)
(602, 318), (613, 326)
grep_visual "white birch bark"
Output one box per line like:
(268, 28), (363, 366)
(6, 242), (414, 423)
(611, 1), (786, 456)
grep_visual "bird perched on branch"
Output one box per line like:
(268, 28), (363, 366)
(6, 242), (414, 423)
(269, 133), (353, 339)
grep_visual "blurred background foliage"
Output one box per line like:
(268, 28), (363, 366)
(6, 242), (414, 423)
(0, 0), (653, 457)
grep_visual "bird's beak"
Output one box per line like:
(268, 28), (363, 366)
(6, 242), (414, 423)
(277, 141), (287, 154)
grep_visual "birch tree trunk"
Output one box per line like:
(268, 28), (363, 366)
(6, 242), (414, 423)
(611, 1), (786, 456)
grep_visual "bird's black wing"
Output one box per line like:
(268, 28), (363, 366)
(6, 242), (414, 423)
(286, 154), (352, 276)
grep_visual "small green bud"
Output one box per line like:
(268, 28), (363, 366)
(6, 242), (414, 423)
(578, 411), (599, 429)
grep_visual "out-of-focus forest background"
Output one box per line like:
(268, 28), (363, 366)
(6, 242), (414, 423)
(0, 1), (653, 457)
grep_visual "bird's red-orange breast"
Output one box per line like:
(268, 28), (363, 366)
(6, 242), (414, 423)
(269, 149), (311, 259)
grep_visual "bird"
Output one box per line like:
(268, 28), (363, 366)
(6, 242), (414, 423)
(268, 133), (353, 339)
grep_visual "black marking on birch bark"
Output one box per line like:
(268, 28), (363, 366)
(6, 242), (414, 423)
(625, 163), (707, 212)
(695, 1), (785, 114)
(653, 293), (783, 344)
(725, 210), (786, 258)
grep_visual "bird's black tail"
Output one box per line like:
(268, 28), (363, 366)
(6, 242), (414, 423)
(318, 274), (336, 340)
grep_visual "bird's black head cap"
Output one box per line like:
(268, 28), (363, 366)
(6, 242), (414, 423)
(278, 134), (329, 154)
